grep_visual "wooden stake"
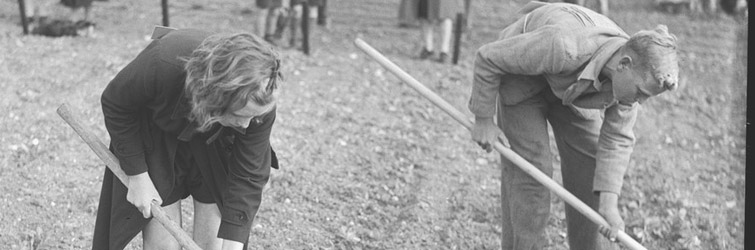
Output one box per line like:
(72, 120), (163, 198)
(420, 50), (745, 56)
(354, 38), (647, 250)
(18, 0), (29, 35)
(316, 0), (327, 26)
(452, 12), (463, 65)
(57, 103), (201, 250)
(161, 0), (170, 27)
(301, 1), (310, 55)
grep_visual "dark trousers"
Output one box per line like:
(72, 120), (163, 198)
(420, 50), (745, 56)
(497, 85), (618, 250)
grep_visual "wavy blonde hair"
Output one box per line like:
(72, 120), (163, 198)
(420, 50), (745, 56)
(626, 25), (680, 92)
(184, 32), (281, 132)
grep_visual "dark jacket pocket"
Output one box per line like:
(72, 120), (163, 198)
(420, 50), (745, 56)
(221, 206), (250, 226)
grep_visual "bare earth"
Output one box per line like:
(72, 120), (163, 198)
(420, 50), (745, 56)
(0, 0), (746, 249)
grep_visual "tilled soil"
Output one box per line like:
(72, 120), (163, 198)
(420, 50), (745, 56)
(0, 0), (746, 249)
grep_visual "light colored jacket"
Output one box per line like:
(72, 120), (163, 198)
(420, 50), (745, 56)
(468, 1), (638, 195)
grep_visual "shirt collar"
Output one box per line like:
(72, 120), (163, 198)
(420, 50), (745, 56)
(577, 37), (627, 91)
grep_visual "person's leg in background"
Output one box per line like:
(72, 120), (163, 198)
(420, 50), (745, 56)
(288, 1), (302, 47)
(264, 7), (280, 43)
(255, 0), (281, 44)
(498, 86), (553, 250)
(316, 0), (329, 29)
(255, 1), (270, 37)
(419, 19), (435, 59)
(24, 0), (36, 20)
(271, 2), (291, 43)
(437, 17), (452, 63)
(398, 0), (419, 28)
(416, 0), (435, 60)
(597, 0), (609, 15)
(25, 0), (50, 23)
(545, 89), (618, 250)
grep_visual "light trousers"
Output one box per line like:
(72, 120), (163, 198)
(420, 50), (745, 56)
(497, 83), (618, 250)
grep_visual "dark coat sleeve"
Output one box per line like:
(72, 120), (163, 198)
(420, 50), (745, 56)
(217, 109), (276, 242)
(101, 42), (161, 176)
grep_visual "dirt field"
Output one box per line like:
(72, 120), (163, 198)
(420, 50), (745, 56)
(0, 0), (746, 249)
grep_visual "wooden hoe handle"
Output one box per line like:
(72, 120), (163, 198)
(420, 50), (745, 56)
(354, 38), (647, 250)
(56, 103), (202, 250)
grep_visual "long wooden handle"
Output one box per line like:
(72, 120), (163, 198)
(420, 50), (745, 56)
(56, 103), (202, 250)
(354, 38), (647, 250)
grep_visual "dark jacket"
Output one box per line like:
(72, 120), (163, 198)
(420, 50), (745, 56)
(93, 29), (278, 249)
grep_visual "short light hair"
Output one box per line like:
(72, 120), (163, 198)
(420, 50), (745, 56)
(626, 25), (680, 91)
(184, 32), (281, 132)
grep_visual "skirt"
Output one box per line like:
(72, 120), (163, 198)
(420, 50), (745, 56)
(399, 0), (461, 22)
(60, 0), (94, 8)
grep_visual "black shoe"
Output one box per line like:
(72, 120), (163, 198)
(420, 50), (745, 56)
(438, 52), (448, 63)
(419, 48), (434, 60)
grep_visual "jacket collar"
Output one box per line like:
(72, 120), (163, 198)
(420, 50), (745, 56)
(578, 36), (627, 91)
(562, 37), (627, 105)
